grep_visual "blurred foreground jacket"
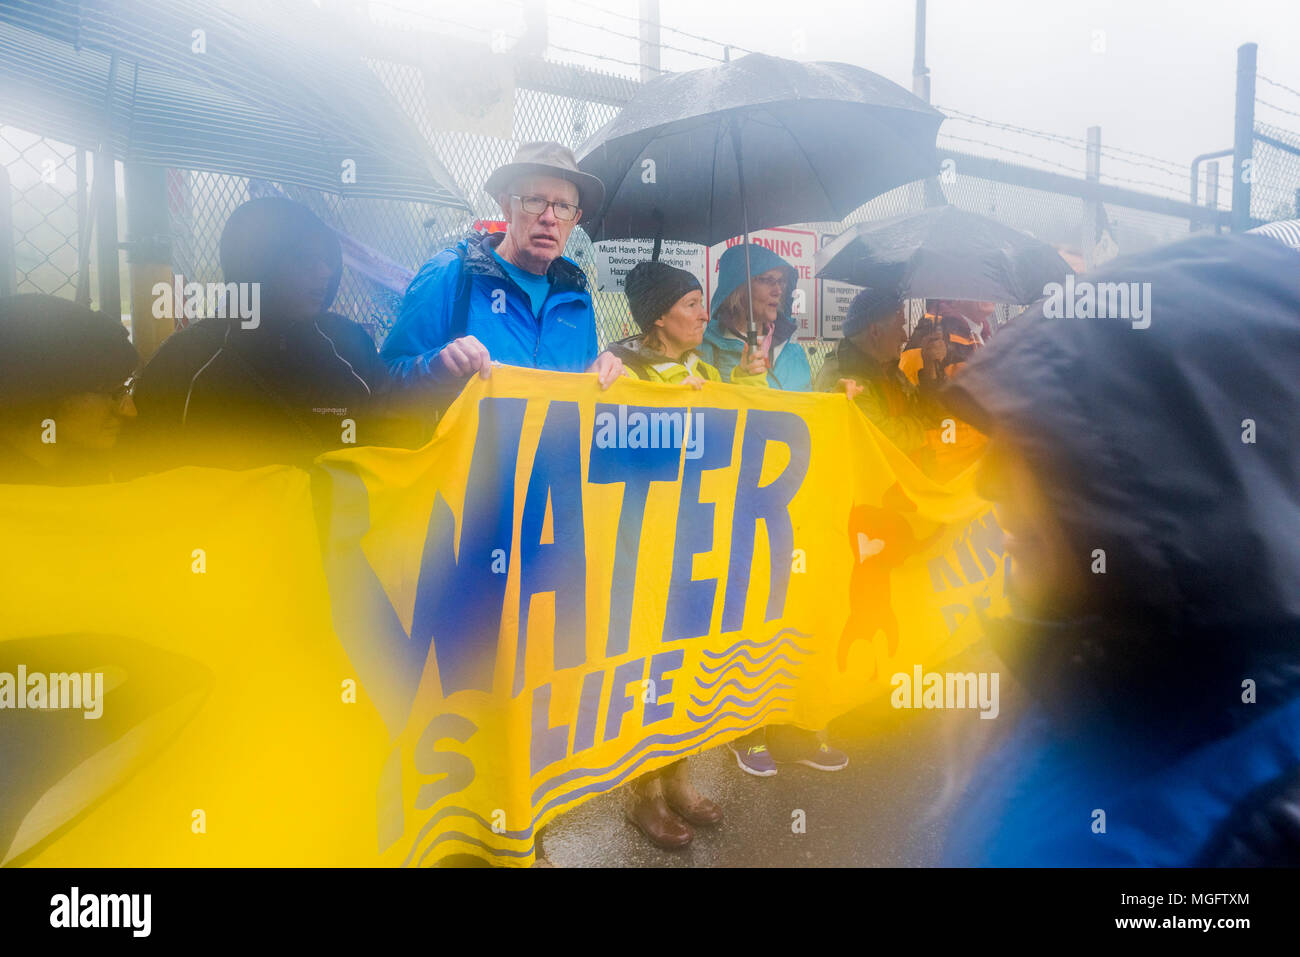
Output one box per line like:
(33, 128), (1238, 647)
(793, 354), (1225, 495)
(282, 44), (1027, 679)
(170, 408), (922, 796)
(939, 233), (1300, 866)
(130, 199), (397, 470)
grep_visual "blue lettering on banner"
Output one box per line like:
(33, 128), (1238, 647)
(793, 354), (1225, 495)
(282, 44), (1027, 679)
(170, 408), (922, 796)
(722, 410), (811, 631)
(663, 408), (738, 641)
(588, 404), (684, 657)
(410, 398), (526, 697)
(515, 401), (587, 695)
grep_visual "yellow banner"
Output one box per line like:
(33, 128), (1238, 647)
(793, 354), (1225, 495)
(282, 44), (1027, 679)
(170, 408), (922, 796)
(1, 367), (1005, 867)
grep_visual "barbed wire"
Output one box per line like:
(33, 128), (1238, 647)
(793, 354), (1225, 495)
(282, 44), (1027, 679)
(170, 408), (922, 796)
(1097, 170), (1195, 200)
(545, 9), (727, 63)
(547, 40), (665, 73)
(378, 2), (1240, 207)
(1257, 98), (1300, 122)
(940, 132), (1191, 201)
(368, 2), (508, 38)
(559, 0), (759, 57)
(940, 113), (1190, 182)
(937, 133), (1084, 175)
(937, 105), (1188, 174)
(1258, 74), (1300, 102)
(368, 2), (664, 74)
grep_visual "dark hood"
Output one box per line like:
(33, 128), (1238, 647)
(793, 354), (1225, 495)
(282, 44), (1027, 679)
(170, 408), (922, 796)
(0, 294), (138, 409)
(943, 233), (1300, 634)
(218, 197), (343, 312)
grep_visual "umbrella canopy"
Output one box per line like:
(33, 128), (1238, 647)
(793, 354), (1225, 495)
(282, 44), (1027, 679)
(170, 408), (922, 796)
(1247, 218), (1300, 250)
(816, 205), (1075, 305)
(0, 0), (468, 208)
(575, 53), (944, 246)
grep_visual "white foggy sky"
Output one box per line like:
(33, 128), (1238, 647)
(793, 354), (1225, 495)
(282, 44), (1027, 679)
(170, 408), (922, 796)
(398, 0), (1300, 202)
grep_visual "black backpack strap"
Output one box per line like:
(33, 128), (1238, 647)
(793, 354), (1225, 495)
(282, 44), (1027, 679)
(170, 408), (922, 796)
(415, 239), (475, 439)
(450, 241), (472, 341)
(605, 338), (650, 379)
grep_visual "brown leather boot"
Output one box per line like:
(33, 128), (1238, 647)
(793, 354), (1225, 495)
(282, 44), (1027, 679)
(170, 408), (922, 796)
(661, 758), (723, 827)
(625, 771), (694, 849)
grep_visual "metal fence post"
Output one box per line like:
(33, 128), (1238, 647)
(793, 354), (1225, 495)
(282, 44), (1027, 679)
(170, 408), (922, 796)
(124, 163), (173, 360)
(1084, 125), (1102, 262)
(93, 150), (120, 317)
(1206, 160), (1221, 234)
(1231, 42), (1257, 232)
(0, 165), (15, 298)
(913, 0), (931, 103)
(639, 0), (660, 83)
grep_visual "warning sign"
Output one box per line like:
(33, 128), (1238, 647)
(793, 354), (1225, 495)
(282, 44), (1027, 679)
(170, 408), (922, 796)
(818, 232), (862, 341)
(593, 239), (707, 293)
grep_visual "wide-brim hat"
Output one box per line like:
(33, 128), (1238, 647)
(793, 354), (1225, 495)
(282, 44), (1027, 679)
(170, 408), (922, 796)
(484, 141), (605, 217)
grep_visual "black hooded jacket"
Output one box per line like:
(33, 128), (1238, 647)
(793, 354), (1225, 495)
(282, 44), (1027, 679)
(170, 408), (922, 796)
(130, 199), (396, 470)
(940, 233), (1300, 865)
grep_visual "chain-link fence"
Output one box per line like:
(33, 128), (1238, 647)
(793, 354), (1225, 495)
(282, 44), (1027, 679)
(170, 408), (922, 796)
(4, 26), (1282, 378)
(0, 126), (84, 300)
(1251, 121), (1300, 223)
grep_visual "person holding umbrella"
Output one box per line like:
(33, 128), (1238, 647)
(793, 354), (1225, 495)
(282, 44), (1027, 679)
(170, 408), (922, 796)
(898, 299), (993, 385)
(815, 285), (947, 463)
(699, 242), (813, 392)
(608, 260), (768, 386)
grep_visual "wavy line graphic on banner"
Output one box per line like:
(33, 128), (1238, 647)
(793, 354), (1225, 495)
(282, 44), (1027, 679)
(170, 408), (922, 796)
(529, 695), (792, 807)
(691, 669), (798, 707)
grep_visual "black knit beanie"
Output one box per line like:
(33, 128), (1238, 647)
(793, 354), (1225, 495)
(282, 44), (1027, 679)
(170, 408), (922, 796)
(624, 260), (703, 333)
(0, 294), (138, 410)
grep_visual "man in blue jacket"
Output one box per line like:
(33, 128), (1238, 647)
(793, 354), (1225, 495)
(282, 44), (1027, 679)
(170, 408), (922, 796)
(382, 142), (623, 399)
(700, 242), (814, 393)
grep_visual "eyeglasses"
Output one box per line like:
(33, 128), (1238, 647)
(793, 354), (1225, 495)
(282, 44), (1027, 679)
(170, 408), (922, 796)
(753, 274), (789, 292)
(110, 376), (136, 404)
(511, 194), (581, 222)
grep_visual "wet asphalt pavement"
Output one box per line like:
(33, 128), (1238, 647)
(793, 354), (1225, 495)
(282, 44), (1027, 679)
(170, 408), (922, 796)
(541, 680), (1019, 867)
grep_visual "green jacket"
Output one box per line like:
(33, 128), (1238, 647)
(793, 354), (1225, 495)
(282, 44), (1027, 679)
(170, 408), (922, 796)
(814, 337), (946, 454)
(608, 336), (769, 387)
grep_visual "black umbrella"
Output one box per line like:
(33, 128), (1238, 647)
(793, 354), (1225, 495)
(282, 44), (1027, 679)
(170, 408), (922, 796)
(0, 0), (468, 207)
(576, 52), (943, 345)
(816, 205), (1074, 305)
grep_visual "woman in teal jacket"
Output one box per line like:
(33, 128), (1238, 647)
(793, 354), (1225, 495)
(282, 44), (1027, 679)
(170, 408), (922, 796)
(703, 244), (845, 777)
(699, 242), (814, 393)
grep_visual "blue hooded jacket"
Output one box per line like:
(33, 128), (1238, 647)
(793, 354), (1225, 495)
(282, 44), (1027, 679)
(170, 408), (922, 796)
(939, 233), (1300, 866)
(700, 242), (813, 392)
(381, 231), (598, 393)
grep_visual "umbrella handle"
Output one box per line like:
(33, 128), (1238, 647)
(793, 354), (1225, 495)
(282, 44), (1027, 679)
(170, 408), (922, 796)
(728, 120), (759, 348)
(651, 209), (663, 262)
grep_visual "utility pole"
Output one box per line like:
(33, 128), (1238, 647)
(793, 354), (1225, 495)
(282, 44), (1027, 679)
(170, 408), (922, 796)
(914, 0), (944, 205)
(1231, 42), (1257, 232)
(639, 0), (660, 84)
(521, 0), (548, 56)
(95, 56), (121, 319)
(912, 0), (930, 102)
